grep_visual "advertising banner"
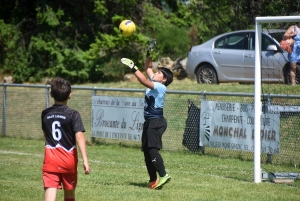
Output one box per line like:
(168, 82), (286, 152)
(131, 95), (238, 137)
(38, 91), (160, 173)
(91, 96), (144, 141)
(200, 101), (280, 154)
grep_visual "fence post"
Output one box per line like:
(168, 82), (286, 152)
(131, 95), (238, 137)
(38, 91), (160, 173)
(200, 92), (206, 155)
(91, 87), (97, 143)
(266, 94), (273, 164)
(2, 83), (7, 136)
(46, 85), (50, 108)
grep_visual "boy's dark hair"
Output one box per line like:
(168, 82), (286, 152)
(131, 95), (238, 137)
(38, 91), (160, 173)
(50, 78), (71, 102)
(158, 67), (173, 86)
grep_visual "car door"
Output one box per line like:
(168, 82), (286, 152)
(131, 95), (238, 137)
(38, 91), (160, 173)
(243, 32), (256, 79)
(212, 32), (246, 79)
(243, 32), (283, 81)
(261, 34), (283, 82)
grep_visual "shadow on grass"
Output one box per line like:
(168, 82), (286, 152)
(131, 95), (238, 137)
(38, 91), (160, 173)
(223, 176), (253, 183)
(224, 175), (300, 188)
(129, 182), (147, 188)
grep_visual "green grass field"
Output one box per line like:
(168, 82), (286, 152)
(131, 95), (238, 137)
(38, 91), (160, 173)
(1, 79), (300, 200)
(1, 137), (300, 201)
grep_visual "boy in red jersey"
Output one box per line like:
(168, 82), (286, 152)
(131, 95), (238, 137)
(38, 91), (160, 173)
(41, 78), (90, 201)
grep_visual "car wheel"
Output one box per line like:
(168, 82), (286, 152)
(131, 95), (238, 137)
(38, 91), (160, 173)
(284, 63), (300, 85)
(196, 65), (218, 84)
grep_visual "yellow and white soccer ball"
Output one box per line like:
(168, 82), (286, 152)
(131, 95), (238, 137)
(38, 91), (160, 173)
(119, 20), (136, 37)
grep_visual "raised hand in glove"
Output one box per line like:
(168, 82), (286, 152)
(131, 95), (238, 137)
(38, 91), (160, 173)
(146, 39), (156, 58)
(121, 58), (139, 72)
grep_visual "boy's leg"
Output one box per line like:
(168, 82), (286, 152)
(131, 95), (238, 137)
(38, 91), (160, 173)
(144, 149), (158, 182)
(146, 118), (171, 189)
(148, 148), (166, 177)
(43, 171), (61, 201)
(147, 118), (168, 177)
(148, 147), (171, 190)
(61, 172), (77, 200)
(142, 121), (158, 188)
(44, 188), (57, 201)
(64, 189), (75, 201)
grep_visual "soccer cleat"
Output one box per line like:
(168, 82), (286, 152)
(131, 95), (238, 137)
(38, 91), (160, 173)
(121, 58), (135, 69)
(147, 179), (158, 189)
(155, 174), (171, 190)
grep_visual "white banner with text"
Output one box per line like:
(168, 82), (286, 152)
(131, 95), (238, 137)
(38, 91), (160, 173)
(91, 96), (144, 141)
(199, 101), (280, 154)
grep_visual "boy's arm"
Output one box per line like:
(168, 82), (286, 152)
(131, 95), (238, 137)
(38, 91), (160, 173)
(121, 58), (154, 89)
(42, 130), (46, 139)
(121, 39), (157, 89)
(145, 57), (154, 78)
(76, 132), (90, 174)
(134, 70), (154, 89)
(145, 39), (156, 78)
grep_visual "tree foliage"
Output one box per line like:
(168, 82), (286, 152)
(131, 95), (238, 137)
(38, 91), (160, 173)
(0, 0), (299, 83)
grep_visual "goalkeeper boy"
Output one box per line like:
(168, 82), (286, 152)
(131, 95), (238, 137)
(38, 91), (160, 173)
(121, 40), (173, 189)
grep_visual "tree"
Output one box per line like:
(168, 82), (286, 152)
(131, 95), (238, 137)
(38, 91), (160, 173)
(1, 0), (300, 83)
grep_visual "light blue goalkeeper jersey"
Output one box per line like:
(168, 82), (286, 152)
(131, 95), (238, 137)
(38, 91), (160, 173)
(144, 75), (166, 121)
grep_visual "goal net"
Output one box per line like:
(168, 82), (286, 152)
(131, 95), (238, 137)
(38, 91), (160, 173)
(255, 16), (300, 184)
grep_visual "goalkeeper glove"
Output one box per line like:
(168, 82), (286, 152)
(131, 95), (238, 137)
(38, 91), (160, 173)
(121, 58), (139, 72)
(146, 39), (156, 58)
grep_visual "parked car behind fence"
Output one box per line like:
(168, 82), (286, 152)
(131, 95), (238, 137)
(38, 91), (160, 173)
(186, 30), (299, 85)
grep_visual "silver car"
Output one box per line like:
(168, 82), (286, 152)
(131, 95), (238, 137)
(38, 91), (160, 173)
(186, 30), (295, 84)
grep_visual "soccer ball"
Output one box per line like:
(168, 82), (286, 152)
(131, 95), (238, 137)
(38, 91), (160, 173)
(119, 20), (136, 37)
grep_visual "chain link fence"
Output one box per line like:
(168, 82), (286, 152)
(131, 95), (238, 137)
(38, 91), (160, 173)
(1, 83), (300, 170)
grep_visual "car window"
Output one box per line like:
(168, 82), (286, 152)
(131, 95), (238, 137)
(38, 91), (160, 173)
(269, 32), (285, 43)
(215, 33), (245, 49)
(262, 35), (276, 50)
(245, 33), (253, 50)
(249, 32), (277, 51)
(215, 37), (225, 48)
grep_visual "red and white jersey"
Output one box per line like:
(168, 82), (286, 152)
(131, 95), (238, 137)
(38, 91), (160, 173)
(41, 105), (85, 173)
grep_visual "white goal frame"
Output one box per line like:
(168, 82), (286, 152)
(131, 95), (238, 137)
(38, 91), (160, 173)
(254, 16), (300, 183)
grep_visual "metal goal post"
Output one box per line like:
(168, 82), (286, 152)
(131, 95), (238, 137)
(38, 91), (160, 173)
(254, 16), (300, 183)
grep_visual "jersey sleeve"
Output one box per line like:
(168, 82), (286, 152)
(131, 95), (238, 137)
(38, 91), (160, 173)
(72, 111), (85, 133)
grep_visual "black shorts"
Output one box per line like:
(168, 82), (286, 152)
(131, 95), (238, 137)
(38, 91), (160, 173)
(141, 118), (167, 151)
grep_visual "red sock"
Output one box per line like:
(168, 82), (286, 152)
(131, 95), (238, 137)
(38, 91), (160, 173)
(64, 198), (74, 201)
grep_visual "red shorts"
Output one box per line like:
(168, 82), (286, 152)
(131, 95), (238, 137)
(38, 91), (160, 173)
(43, 171), (77, 190)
